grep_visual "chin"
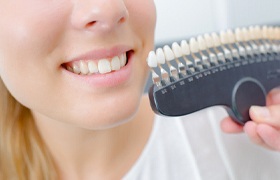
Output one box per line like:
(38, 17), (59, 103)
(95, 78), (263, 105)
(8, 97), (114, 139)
(69, 93), (142, 131)
(76, 108), (139, 131)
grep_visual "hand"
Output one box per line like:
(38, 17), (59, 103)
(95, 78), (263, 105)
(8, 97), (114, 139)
(221, 87), (280, 151)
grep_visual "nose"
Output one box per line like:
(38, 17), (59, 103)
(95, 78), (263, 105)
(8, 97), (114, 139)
(71, 0), (129, 32)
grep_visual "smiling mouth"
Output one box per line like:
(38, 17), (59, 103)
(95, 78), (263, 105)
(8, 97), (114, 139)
(62, 51), (132, 75)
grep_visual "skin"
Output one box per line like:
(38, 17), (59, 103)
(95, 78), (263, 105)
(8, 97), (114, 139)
(0, 0), (156, 129)
(0, 0), (156, 179)
(1, 0), (280, 179)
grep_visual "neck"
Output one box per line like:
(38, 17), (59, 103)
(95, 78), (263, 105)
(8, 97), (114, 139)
(32, 96), (154, 180)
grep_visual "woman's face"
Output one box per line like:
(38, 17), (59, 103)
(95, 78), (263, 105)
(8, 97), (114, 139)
(0, 0), (156, 129)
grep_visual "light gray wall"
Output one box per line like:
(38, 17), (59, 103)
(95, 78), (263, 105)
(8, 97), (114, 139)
(154, 0), (280, 44)
(226, 0), (280, 27)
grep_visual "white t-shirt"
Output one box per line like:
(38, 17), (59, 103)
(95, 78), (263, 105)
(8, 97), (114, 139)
(123, 107), (280, 180)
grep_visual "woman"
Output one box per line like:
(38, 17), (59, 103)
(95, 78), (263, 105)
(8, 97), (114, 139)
(0, 0), (280, 179)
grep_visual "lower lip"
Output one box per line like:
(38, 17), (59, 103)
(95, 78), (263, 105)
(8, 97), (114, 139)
(62, 54), (134, 88)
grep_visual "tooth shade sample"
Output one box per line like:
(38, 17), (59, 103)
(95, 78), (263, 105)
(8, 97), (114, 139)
(243, 28), (251, 41)
(262, 25), (269, 39)
(163, 45), (175, 61)
(276, 27), (280, 40)
(156, 48), (166, 64)
(220, 30), (229, 44)
(181, 40), (191, 55)
(227, 29), (235, 43)
(189, 38), (199, 53)
(255, 26), (262, 39)
(211, 33), (221, 47)
(172, 42), (183, 58)
(203, 34), (214, 48)
(147, 51), (158, 68)
(268, 27), (275, 40)
(197, 36), (206, 50)
(235, 28), (244, 42)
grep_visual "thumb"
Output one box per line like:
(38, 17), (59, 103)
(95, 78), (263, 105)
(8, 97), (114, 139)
(249, 105), (280, 128)
(267, 87), (280, 105)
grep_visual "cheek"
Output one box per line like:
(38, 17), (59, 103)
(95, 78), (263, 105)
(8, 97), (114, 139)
(0, 1), (70, 72)
(128, 0), (156, 41)
(127, 0), (156, 76)
(0, 1), (71, 107)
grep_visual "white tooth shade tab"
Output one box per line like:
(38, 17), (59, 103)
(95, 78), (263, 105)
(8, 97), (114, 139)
(235, 28), (243, 42)
(220, 30), (228, 44)
(262, 25), (269, 39)
(242, 28), (250, 41)
(163, 45), (175, 61)
(147, 51), (158, 68)
(88, 61), (99, 73)
(274, 27), (278, 39)
(273, 27), (278, 39)
(172, 42), (183, 58)
(156, 48), (166, 64)
(273, 27), (277, 39)
(255, 26), (262, 39)
(197, 36), (206, 50)
(276, 27), (280, 40)
(203, 33), (214, 48)
(98, 59), (111, 74)
(211, 33), (221, 47)
(180, 40), (191, 55)
(275, 27), (280, 40)
(227, 29), (235, 43)
(111, 56), (121, 70)
(189, 38), (199, 53)
(249, 26), (256, 40)
(268, 26), (274, 40)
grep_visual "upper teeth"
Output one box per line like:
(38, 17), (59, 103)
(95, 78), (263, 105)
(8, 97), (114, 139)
(66, 53), (127, 75)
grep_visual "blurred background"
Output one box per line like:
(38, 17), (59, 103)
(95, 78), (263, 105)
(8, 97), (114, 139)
(154, 0), (280, 44)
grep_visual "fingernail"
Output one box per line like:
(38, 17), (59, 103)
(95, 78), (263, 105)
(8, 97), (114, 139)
(250, 106), (271, 118)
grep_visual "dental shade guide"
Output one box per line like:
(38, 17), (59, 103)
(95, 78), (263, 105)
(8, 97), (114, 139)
(147, 25), (280, 125)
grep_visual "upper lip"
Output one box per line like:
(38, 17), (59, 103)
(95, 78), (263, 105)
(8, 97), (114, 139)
(64, 45), (132, 63)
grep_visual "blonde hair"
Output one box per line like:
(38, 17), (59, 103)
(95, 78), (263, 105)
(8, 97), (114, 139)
(0, 78), (57, 180)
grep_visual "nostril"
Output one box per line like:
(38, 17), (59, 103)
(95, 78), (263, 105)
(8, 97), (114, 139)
(118, 17), (126, 25)
(118, 9), (129, 24)
(120, 16), (126, 22)
(86, 21), (97, 28)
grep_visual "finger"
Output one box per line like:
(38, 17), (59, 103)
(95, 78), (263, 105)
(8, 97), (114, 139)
(267, 87), (280, 105)
(249, 105), (280, 128)
(243, 121), (269, 149)
(256, 124), (280, 151)
(220, 117), (243, 133)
